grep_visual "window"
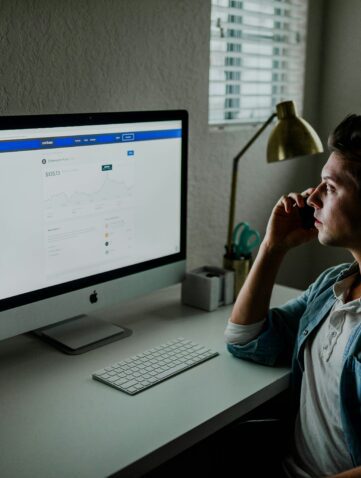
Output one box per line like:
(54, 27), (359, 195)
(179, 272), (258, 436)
(209, 0), (308, 125)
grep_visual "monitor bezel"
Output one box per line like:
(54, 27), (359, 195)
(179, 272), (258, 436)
(0, 109), (188, 313)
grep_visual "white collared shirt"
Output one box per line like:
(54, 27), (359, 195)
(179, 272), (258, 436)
(284, 273), (361, 477)
(224, 273), (361, 477)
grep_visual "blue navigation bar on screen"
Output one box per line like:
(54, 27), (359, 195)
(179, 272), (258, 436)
(0, 128), (182, 154)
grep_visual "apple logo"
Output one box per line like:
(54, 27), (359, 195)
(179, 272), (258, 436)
(89, 290), (98, 304)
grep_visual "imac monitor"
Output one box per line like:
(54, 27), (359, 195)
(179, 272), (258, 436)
(0, 110), (187, 353)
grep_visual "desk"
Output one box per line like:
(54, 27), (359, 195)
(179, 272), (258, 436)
(0, 283), (301, 478)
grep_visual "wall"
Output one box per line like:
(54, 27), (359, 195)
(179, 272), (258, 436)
(0, 0), (325, 290)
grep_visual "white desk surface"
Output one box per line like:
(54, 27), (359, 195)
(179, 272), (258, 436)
(0, 283), (301, 478)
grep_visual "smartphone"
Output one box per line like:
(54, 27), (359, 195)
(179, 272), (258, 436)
(299, 203), (315, 229)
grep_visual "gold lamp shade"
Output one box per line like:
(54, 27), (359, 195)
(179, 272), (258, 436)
(267, 101), (323, 162)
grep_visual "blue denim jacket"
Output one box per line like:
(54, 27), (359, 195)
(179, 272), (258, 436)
(227, 263), (361, 467)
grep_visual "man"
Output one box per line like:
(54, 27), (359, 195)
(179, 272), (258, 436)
(225, 114), (361, 477)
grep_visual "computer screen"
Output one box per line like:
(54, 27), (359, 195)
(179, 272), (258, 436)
(0, 110), (187, 352)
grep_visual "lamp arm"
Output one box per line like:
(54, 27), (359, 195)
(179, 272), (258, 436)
(226, 112), (277, 256)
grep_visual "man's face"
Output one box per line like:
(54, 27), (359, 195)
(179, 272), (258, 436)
(307, 152), (361, 249)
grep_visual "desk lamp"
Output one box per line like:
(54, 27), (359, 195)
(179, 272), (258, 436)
(224, 100), (323, 281)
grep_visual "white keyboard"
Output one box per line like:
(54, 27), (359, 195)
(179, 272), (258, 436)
(92, 337), (219, 395)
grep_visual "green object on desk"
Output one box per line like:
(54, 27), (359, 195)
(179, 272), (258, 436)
(232, 222), (260, 258)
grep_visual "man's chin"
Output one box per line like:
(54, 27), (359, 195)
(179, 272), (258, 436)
(317, 233), (343, 247)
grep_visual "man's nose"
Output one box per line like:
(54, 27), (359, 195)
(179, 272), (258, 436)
(307, 188), (321, 208)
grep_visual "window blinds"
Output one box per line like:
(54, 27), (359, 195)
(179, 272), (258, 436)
(209, 0), (308, 125)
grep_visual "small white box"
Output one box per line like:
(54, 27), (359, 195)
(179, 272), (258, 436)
(181, 266), (234, 311)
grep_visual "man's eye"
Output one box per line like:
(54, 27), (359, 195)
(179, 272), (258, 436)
(326, 184), (335, 193)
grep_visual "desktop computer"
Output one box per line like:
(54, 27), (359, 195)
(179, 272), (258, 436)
(0, 109), (188, 353)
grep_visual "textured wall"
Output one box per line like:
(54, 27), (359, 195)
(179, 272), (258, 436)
(0, 0), (325, 289)
(0, 0), (209, 115)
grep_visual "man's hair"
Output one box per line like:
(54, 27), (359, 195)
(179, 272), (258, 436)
(328, 114), (361, 161)
(328, 114), (361, 190)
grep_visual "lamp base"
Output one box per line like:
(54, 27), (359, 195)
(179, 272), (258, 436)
(223, 255), (252, 299)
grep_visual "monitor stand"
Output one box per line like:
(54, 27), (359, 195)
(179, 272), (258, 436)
(32, 314), (132, 354)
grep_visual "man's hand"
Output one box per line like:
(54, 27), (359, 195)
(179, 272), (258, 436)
(328, 465), (361, 477)
(263, 188), (318, 253)
(230, 188), (318, 325)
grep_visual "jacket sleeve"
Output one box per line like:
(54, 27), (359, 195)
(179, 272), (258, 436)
(226, 263), (350, 366)
(227, 288), (310, 366)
